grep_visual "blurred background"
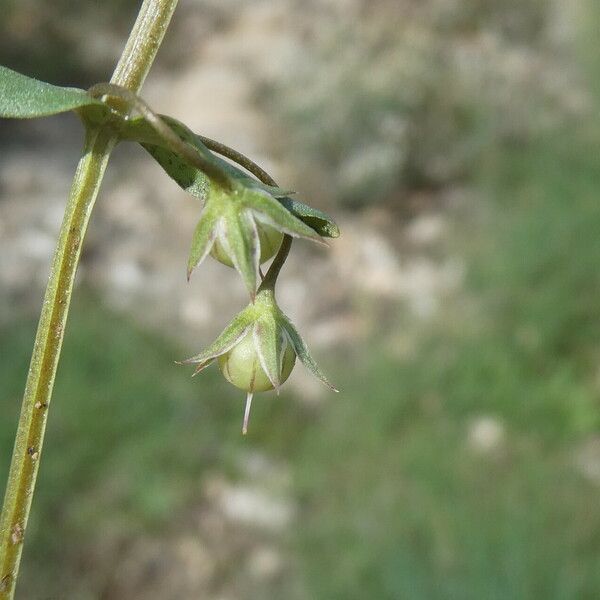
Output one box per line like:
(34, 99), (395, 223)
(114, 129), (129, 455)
(1, 0), (600, 597)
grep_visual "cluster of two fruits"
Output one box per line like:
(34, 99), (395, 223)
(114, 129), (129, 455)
(182, 180), (338, 433)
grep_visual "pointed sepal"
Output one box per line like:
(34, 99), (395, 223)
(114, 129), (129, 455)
(179, 307), (254, 371)
(247, 188), (326, 245)
(187, 209), (220, 279)
(281, 316), (338, 391)
(224, 209), (260, 298)
(253, 315), (285, 391)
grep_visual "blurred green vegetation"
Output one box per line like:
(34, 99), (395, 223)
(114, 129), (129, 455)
(288, 130), (600, 599)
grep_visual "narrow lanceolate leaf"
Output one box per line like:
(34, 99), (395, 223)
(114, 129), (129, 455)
(161, 116), (229, 170)
(279, 197), (340, 238)
(122, 115), (221, 199)
(281, 317), (338, 391)
(225, 210), (260, 297)
(239, 178), (295, 199)
(168, 123), (290, 198)
(187, 210), (219, 279)
(253, 317), (285, 390)
(180, 309), (253, 369)
(161, 115), (204, 146)
(122, 116), (338, 241)
(143, 143), (209, 201)
(247, 189), (326, 245)
(0, 65), (103, 118)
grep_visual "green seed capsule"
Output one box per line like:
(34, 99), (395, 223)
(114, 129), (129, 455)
(182, 287), (336, 434)
(211, 223), (283, 267)
(218, 330), (295, 392)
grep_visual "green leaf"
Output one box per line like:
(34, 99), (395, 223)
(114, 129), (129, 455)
(279, 197), (340, 238)
(230, 174), (294, 198)
(127, 116), (216, 200)
(0, 65), (103, 118)
(144, 142), (210, 201)
(281, 316), (338, 391)
(122, 116), (338, 240)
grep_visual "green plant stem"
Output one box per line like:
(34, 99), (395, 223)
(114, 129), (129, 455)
(0, 1), (179, 597)
(97, 85), (276, 189)
(197, 134), (278, 186)
(0, 128), (115, 598)
(110, 0), (179, 92)
(88, 83), (232, 188)
(260, 234), (293, 292)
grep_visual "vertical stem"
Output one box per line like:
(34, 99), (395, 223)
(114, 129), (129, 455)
(0, 1), (179, 597)
(110, 0), (179, 91)
(259, 235), (293, 292)
(0, 128), (115, 598)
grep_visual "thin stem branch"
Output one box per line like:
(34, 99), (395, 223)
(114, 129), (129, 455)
(197, 135), (278, 187)
(88, 83), (232, 188)
(94, 83), (279, 192)
(260, 234), (293, 292)
(0, 1), (179, 597)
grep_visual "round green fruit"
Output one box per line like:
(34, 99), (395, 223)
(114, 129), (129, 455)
(218, 331), (296, 392)
(211, 223), (283, 267)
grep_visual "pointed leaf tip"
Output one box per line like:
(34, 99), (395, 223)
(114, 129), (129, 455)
(278, 197), (340, 239)
(248, 190), (327, 246)
(188, 211), (219, 278)
(182, 317), (252, 368)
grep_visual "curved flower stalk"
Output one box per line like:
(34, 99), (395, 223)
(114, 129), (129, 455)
(181, 286), (337, 434)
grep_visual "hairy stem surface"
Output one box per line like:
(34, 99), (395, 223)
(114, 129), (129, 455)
(0, 1), (179, 596)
